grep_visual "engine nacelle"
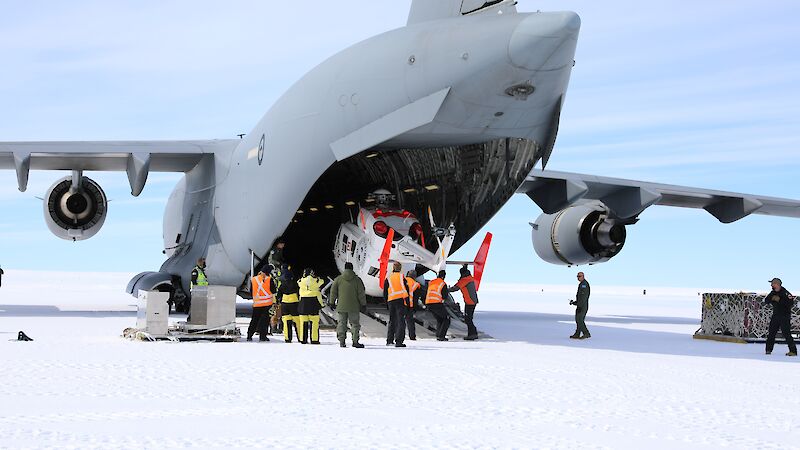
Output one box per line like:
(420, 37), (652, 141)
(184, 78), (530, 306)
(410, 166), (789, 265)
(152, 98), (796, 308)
(531, 201), (626, 266)
(44, 175), (108, 241)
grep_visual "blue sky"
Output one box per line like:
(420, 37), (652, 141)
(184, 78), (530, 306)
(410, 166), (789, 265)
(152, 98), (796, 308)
(1, 1), (798, 291)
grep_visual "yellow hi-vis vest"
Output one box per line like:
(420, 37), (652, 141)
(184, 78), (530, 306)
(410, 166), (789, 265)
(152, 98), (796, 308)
(281, 293), (299, 304)
(192, 266), (208, 287)
(387, 272), (409, 301)
(251, 274), (274, 308)
(299, 276), (324, 305)
(426, 278), (446, 305)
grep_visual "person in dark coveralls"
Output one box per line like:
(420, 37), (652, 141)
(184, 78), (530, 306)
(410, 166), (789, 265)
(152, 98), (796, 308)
(405, 270), (423, 341)
(268, 239), (286, 269)
(425, 270), (452, 341)
(384, 262), (409, 347)
(276, 269), (302, 343)
(329, 262), (366, 348)
(449, 266), (479, 340)
(248, 270), (276, 341)
(569, 272), (591, 339)
(764, 277), (797, 356)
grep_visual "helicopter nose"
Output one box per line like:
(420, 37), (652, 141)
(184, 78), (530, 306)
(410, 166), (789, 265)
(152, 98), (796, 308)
(509, 11), (581, 72)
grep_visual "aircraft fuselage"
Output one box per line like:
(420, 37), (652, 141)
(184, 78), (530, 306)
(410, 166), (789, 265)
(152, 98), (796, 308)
(160, 10), (581, 293)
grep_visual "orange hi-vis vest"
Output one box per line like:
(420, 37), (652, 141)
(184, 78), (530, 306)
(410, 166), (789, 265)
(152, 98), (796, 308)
(405, 276), (421, 308)
(426, 278), (446, 305)
(387, 272), (409, 301)
(455, 275), (478, 306)
(251, 274), (274, 308)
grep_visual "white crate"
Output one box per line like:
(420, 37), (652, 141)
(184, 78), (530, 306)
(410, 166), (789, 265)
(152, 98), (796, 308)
(206, 285), (236, 329)
(189, 285), (236, 329)
(137, 290), (170, 336)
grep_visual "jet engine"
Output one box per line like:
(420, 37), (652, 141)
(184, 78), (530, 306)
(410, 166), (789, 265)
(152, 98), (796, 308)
(43, 174), (108, 241)
(531, 201), (626, 266)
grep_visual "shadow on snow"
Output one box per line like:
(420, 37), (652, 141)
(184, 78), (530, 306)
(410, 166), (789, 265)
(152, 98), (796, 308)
(477, 310), (797, 363)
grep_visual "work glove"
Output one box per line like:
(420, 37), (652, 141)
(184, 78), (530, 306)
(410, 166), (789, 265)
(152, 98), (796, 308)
(359, 305), (367, 314)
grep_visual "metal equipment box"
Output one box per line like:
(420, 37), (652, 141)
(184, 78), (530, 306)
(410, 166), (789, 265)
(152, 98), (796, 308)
(136, 290), (170, 336)
(188, 285), (237, 329)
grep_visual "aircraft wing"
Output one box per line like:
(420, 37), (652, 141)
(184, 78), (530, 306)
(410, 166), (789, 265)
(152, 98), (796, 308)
(518, 169), (800, 223)
(0, 139), (240, 195)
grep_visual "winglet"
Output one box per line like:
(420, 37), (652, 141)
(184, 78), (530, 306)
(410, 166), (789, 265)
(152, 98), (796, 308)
(378, 228), (395, 289)
(473, 232), (492, 291)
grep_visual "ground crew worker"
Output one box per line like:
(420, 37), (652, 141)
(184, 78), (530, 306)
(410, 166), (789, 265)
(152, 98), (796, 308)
(298, 268), (325, 344)
(271, 263), (292, 335)
(248, 270), (275, 341)
(405, 270), (423, 341)
(268, 239), (286, 268)
(383, 262), (409, 347)
(186, 257), (209, 315)
(765, 278), (797, 356)
(450, 266), (479, 340)
(265, 264), (280, 335)
(190, 257), (208, 288)
(0, 265), (4, 288)
(270, 264), (283, 289)
(425, 270), (451, 341)
(329, 262), (366, 348)
(276, 270), (303, 343)
(569, 272), (591, 339)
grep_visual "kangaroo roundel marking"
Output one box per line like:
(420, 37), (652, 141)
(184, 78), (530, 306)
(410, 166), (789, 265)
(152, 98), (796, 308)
(257, 134), (265, 166)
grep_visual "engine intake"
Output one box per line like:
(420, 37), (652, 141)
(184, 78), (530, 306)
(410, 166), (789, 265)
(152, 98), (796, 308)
(531, 201), (626, 266)
(44, 175), (108, 241)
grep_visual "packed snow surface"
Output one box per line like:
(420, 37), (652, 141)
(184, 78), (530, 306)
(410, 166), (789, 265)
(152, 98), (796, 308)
(1, 271), (798, 449)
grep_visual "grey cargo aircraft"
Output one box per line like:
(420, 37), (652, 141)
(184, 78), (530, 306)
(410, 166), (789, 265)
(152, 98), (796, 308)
(1, 1), (799, 308)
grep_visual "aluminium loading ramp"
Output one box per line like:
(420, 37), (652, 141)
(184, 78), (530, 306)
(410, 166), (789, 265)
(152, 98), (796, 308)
(319, 293), (491, 340)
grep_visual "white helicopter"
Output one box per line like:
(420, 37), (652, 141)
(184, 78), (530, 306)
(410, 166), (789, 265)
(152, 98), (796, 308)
(333, 189), (492, 297)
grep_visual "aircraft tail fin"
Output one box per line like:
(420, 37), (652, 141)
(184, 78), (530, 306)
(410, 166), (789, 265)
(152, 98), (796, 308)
(407, 0), (517, 25)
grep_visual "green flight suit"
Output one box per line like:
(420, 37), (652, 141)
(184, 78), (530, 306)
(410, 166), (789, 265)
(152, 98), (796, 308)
(329, 269), (367, 345)
(575, 279), (590, 337)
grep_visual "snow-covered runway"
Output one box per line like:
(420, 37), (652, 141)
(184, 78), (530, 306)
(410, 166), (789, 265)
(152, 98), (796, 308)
(1, 271), (798, 449)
